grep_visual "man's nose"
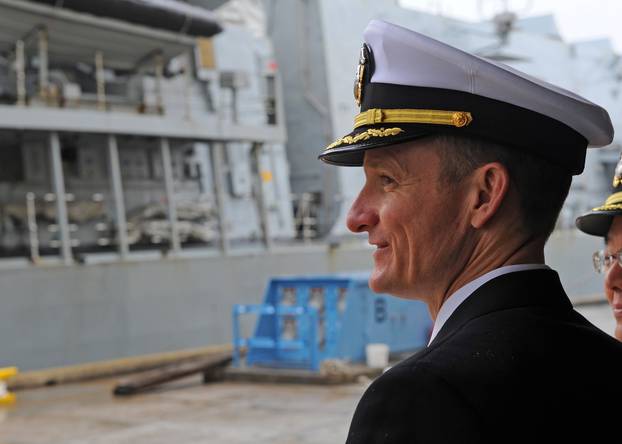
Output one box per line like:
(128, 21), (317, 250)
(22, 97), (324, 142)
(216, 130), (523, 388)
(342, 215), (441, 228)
(346, 193), (379, 233)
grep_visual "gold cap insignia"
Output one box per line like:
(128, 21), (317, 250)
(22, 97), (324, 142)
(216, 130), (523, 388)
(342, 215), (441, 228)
(614, 154), (622, 188)
(353, 44), (370, 108)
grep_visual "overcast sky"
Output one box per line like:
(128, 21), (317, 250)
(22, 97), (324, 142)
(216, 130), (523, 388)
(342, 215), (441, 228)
(400, 0), (622, 52)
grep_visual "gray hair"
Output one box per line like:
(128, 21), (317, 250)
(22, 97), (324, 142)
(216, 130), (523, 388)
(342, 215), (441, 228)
(432, 134), (572, 239)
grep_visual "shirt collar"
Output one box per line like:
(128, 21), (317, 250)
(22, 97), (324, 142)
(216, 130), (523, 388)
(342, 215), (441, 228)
(427, 263), (550, 345)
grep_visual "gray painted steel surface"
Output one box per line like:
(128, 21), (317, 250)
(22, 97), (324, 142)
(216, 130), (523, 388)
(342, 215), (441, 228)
(0, 231), (607, 372)
(0, 244), (374, 370)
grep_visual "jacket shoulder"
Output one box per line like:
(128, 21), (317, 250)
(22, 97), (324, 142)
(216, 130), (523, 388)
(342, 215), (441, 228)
(346, 362), (482, 444)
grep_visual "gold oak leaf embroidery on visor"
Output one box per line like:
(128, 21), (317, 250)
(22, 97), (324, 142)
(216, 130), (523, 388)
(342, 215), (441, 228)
(325, 127), (405, 151)
(593, 204), (622, 211)
(593, 191), (622, 211)
(605, 191), (622, 206)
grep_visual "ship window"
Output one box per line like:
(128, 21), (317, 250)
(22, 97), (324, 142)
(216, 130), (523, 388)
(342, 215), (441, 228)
(120, 147), (150, 180)
(265, 74), (277, 125)
(61, 143), (79, 180)
(183, 147), (200, 179)
(0, 143), (24, 182)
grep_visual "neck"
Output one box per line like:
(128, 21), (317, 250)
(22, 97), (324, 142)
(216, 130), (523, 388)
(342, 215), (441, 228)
(428, 232), (545, 319)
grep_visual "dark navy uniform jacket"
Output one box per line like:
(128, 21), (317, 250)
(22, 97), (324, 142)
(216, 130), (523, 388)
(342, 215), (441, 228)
(346, 269), (622, 443)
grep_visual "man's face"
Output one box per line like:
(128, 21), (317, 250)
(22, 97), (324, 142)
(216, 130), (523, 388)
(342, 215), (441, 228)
(346, 140), (472, 299)
(604, 216), (622, 341)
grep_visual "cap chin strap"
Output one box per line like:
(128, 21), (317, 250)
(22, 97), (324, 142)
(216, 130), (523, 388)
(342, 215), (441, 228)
(354, 108), (473, 129)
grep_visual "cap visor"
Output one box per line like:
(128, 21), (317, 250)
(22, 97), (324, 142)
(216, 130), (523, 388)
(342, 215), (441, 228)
(575, 211), (619, 237)
(319, 125), (433, 166)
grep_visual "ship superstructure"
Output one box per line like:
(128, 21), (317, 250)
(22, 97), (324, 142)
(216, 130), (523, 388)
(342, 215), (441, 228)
(0, 0), (294, 265)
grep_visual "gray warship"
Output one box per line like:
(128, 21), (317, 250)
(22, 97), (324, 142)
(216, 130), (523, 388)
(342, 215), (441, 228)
(0, 0), (619, 370)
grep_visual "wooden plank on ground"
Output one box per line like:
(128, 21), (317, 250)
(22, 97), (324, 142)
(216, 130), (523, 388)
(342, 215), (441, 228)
(113, 353), (232, 396)
(9, 345), (232, 390)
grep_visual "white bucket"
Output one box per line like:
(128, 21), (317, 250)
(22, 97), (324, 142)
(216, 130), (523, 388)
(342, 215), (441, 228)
(365, 343), (389, 368)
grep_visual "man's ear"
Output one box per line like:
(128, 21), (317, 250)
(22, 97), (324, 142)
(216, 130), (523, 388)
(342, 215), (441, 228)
(469, 162), (510, 229)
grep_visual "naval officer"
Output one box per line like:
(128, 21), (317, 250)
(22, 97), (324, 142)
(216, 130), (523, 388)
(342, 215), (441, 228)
(319, 20), (622, 443)
(576, 154), (622, 341)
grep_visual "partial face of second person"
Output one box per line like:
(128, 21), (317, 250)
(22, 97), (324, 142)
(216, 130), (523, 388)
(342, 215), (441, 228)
(605, 216), (622, 341)
(346, 139), (474, 300)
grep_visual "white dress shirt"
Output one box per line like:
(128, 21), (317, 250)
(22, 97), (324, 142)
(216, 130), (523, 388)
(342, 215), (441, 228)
(427, 264), (550, 345)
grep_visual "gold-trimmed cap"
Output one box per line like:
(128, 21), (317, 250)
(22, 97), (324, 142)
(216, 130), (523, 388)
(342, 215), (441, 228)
(576, 154), (622, 237)
(319, 20), (613, 173)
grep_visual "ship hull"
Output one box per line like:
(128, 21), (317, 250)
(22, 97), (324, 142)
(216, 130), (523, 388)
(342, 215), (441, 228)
(0, 230), (606, 371)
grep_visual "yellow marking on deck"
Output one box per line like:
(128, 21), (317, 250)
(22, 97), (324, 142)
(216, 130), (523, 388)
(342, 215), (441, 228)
(0, 367), (18, 406)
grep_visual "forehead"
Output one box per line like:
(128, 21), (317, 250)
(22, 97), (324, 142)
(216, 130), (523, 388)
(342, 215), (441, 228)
(606, 216), (622, 248)
(363, 138), (439, 170)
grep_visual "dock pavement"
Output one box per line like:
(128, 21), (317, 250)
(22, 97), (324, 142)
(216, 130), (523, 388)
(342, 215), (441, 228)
(0, 303), (614, 444)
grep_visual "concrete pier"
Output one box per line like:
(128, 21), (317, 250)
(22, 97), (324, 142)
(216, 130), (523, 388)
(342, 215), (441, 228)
(0, 304), (615, 444)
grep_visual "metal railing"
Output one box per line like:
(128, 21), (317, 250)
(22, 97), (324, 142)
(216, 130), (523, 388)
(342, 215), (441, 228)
(232, 304), (320, 371)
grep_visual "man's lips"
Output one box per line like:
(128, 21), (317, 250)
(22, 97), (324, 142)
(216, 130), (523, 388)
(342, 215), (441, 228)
(371, 241), (389, 259)
(370, 241), (389, 249)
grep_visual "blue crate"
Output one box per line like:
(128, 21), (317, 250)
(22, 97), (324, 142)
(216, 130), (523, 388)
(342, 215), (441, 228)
(232, 273), (432, 371)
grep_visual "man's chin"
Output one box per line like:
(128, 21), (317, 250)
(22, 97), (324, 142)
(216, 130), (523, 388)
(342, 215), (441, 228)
(368, 270), (391, 294)
(369, 269), (414, 299)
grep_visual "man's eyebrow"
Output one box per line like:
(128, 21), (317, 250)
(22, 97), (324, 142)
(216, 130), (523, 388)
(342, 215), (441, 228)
(364, 159), (384, 169)
(366, 154), (411, 177)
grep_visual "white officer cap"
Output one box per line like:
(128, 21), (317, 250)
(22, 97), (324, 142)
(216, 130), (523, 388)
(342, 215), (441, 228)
(319, 20), (614, 174)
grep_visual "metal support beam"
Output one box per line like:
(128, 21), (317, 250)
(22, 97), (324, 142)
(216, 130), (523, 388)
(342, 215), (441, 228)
(15, 40), (26, 106)
(184, 50), (192, 120)
(107, 134), (129, 259)
(210, 142), (229, 255)
(0, 107), (286, 142)
(154, 53), (164, 114)
(95, 51), (106, 111)
(25, 192), (40, 263)
(252, 143), (272, 251)
(49, 132), (73, 265)
(160, 138), (181, 253)
(231, 87), (239, 124)
(38, 27), (48, 101)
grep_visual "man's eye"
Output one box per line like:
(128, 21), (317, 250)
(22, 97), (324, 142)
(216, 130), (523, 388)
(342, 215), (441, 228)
(380, 175), (395, 186)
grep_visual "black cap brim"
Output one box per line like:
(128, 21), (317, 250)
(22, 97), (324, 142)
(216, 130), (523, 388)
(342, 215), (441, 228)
(575, 210), (621, 237)
(319, 125), (433, 166)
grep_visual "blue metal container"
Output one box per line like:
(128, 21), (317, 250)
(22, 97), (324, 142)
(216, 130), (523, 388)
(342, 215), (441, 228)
(232, 273), (432, 371)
